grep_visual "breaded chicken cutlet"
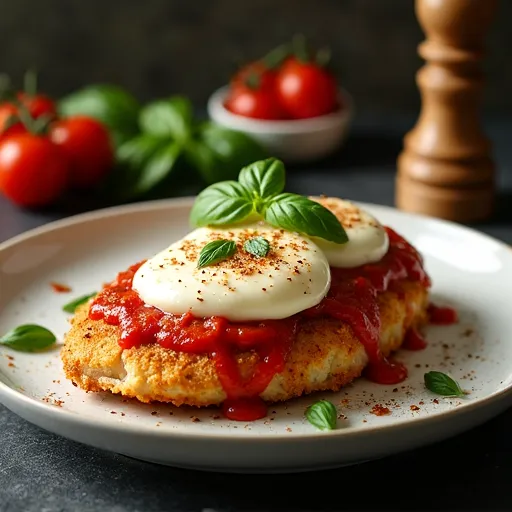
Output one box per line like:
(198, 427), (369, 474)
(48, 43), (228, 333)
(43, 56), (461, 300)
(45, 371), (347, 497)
(62, 281), (428, 406)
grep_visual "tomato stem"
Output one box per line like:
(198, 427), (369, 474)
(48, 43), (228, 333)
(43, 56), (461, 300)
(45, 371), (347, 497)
(244, 71), (261, 90)
(262, 43), (290, 70)
(24, 69), (38, 97)
(292, 33), (310, 63)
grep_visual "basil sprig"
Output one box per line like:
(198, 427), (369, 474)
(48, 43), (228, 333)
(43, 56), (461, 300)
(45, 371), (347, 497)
(306, 399), (337, 431)
(424, 371), (465, 397)
(0, 324), (57, 352)
(197, 240), (237, 269)
(244, 237), (270, 258)
(190, 158), (348, 244)
(63, 292), (97, 313)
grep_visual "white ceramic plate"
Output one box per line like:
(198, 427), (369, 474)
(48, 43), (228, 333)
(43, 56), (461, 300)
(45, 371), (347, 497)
(1, 198), (511, 473)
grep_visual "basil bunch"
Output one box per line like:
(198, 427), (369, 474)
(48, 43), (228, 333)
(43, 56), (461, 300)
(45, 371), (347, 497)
(59, 88), (267, 200)
(190, 158), (348, 244)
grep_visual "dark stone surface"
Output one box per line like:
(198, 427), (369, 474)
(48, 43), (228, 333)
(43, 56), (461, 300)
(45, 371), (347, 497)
(0, 117), (511, 511)
(0, 0), (511, 117)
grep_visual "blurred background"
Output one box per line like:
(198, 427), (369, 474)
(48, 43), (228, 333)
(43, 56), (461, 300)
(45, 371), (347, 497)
(1, 0), (510, 118)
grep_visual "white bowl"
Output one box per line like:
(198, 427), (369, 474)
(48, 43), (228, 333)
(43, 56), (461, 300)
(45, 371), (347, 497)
(207, 86), (354, 164)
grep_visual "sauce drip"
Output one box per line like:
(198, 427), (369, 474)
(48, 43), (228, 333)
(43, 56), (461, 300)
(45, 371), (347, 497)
(428, 303), (458, 325)
(403, 327), (428, 350)
(89, 227), (430, 420)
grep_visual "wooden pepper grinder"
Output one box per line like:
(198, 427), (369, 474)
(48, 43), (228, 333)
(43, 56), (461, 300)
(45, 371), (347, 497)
(396, 0), (498, 222)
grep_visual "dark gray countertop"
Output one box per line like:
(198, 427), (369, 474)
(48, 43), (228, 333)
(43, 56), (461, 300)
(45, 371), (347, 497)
(0, 119), (511, 511)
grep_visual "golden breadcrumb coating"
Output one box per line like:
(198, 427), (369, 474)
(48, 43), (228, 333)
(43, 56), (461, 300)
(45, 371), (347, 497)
(61, 280), (428, 407)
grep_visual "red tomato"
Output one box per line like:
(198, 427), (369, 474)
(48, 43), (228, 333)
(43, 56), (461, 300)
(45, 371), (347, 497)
(0, 134), (68, 207)
(49, 116), (114, 189)
(231, 61), (277, 92)
(0, 104), (25, 138)
(275, 58), (338, 119)
(17, 92), (57, 119)
(225, 84), (287, 120)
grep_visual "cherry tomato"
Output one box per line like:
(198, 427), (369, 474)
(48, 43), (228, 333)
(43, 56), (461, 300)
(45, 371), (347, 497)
(0, 134), (68, 207)
(0, 104), (25, 138)
(230, 61), (277, 92)
(17, 92), (57, 119)
(50, 116), (114, 189)
(275, 58), (338, 119)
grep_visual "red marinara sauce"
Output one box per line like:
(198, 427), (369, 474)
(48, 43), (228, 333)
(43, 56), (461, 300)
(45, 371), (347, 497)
(89, 227), (438, 421)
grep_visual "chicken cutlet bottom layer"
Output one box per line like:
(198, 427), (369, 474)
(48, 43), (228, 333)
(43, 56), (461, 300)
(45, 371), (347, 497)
(61, 280), (428, 407)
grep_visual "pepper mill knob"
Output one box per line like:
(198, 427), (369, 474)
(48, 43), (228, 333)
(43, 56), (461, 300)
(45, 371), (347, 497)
(395, 0), (498, 222)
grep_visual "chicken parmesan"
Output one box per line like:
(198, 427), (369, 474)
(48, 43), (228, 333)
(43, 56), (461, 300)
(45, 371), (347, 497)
(62, 160), (438, 421)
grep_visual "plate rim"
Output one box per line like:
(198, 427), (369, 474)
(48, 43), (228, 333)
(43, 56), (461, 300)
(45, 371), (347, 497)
(1, 196), (512, 442)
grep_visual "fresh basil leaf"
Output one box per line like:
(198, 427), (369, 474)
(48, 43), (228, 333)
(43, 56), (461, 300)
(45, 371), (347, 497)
(58, 84), (140, 147)
(112, 135), (170, 198)
(306, 400), (337, 431)
(139, 96), (192, 141)
(197, 240), (237, 269)
(190, 181), (253, 227)
(196, 122), (267, 182)
(183, 140), (222, 184)
(63, 292), (97, 314)
(424, 371), (465, 397)
(264, 193), (348, 244)
(238, 157), (285, 201)
(130, 143), (181, 196)
(0, 324), (56, 352)
(243, 237), (270, 258)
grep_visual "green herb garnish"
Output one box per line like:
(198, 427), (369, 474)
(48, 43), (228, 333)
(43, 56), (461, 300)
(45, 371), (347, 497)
(190, 157), (348, 244)
(424, 371), (465, 397)
(243, 237), (270, 258)
(305, 399), (337, 431)
(62, 292), (97, 314)
(197, 240), (237, 269)
(0, 324), (56, 352)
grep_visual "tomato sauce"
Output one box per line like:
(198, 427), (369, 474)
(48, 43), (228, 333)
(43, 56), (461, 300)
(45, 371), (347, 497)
(88, 227), (447, 421)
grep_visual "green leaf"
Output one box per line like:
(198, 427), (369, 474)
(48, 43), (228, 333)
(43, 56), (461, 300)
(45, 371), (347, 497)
(63, 293), (97, 314)
(424, 371), (465, 397)
(264, 193), (348, 244)
(0, 324), (56, 352)
(195, 122), (267, 183)
(197, 240), (237, 269)
(238, 157), (285, 201)
(305, 400), (337, 431)
(129, 143), (181, 196)
(113, 135), (171, 198)
(58, 84), (140, 147)
(243, 237), (270, 258)
(190, 181), (254, 227)
(139, 96), (192, 141)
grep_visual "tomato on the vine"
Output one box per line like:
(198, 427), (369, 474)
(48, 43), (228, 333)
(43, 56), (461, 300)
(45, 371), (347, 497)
(275, 57), (338, 119)
(0, 133), (68, 207)
(49, 115), (114, 189)
(0, 103), (25, 138)
(17, 91), (57, 120)
(230, 61), (277, 92)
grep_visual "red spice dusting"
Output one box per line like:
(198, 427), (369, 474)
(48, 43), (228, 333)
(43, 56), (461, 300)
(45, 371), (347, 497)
(410, 405), (420, 411)
(370, 404), (391, 416)
(88, 227), (431, 421)
(433, 399), (439, 404)
(7, 362), (15, 368)
(6, 355), (14, 361)
(50, 282), (72, 293)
